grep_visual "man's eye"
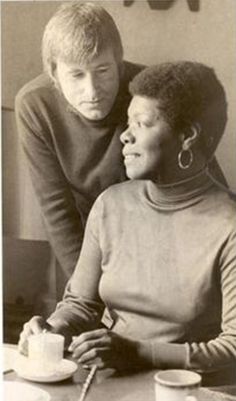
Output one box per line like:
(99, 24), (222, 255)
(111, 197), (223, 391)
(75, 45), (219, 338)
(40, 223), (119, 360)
(97, 68), (108, 75)
(71, 72), (84, 78)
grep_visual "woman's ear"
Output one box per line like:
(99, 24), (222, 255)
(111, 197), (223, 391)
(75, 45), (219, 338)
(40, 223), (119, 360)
(181, 123), (201, 150)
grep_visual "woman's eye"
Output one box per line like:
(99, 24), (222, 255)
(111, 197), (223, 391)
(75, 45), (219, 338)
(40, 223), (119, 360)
(128, 121), (146, 129)
(141, 121), (153, 128)
(136, 121), (148, 128)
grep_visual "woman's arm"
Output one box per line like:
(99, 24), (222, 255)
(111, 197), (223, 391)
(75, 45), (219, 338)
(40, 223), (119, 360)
(136, 230), (236, 373)
(18, 198), (105, 354)
(186, 230), (236, 372)
(47, 198), (105, 340)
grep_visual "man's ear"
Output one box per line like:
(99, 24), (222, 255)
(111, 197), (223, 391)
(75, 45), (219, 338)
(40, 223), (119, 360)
(181, 123), (201, 150)
(118, 61), (125, 79)
(49, 62), (57, 84)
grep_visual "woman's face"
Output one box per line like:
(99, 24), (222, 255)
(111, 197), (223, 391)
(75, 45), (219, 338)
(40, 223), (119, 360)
(120, 95), (180, 181)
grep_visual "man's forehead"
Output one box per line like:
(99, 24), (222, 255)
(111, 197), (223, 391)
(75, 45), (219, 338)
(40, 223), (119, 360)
(59, 47), (117, 70)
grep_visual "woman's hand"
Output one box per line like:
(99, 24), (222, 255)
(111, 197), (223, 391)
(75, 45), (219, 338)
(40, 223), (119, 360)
(18, 315), (51, 356)
(68, 328), (142, 371)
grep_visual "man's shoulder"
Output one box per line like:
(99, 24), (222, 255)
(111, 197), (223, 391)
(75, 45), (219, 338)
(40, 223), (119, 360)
(122, 60), (145, 84)
(15, 73), (55, 106)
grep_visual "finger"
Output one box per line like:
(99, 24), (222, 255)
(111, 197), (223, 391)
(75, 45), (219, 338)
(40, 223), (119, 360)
(17, 325), (35, 355)
(71, 336), (111, 359)
(69, 329), (108, 352)
(29, 316), (47, 334)
(70, 333), (112, 358)
(18, 336), (28, 355)
(82, 358), (108, 370)
(82, 364), (90, 370)
(76, 347), (111, 365)
(18, 316), (47, 355)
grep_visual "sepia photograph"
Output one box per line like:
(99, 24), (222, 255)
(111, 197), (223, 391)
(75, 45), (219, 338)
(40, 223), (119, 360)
(2, 0), (236, 400)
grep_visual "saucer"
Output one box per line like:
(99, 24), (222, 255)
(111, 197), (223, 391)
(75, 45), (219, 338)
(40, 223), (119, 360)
(3, 345), (19, 373)
(4, 381), (51, 401)
(14, 354), (78, 383)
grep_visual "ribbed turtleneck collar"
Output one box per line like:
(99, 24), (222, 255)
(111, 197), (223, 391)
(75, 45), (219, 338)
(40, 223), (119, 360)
(145, 171), (214, 211)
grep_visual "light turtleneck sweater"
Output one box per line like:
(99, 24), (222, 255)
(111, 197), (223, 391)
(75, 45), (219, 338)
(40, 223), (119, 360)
(48, 173), (236, 378)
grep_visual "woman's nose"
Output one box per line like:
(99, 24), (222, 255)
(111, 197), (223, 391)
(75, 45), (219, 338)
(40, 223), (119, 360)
(120, 127), (135, 144)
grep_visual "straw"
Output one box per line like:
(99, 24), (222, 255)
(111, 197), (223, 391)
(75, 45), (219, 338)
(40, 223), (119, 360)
(78, 364), (97, 401)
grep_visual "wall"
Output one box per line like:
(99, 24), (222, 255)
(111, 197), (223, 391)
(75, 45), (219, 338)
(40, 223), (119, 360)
(2, 1), (236, 315)
(2, 0), (236, 186)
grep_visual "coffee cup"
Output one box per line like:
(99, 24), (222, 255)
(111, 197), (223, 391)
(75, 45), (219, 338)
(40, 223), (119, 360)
(154, 369), (201, 401)
(28, 332), (64, 372)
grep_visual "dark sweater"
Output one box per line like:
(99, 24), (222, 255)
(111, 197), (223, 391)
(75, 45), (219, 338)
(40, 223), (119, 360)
(15, 61), (143, 289)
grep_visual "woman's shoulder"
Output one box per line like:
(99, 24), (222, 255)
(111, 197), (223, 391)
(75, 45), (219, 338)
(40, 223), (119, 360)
(212, 188), (236, 209)
(96, 180), (146, 206)
(203, 187), (236, 227)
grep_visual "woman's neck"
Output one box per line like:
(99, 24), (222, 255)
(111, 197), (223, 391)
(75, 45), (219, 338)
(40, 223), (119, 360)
(156, 153), (207, 187)
(156, 166), (207, 189)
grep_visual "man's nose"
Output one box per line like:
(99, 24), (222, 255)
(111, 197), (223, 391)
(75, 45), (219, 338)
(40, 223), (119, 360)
(85, 73), (99, 99)
(120, 127), (135, 144)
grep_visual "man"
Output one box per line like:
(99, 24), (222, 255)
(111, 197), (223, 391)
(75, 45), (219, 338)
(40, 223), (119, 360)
(15, 1), (142, 300)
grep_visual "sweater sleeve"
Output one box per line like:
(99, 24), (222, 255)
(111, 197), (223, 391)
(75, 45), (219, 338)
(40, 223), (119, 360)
(15, 92), (83, 278)
(138, 230), (236, 373)
(47, 197), (104, 338)
(186, 230), (236, 372)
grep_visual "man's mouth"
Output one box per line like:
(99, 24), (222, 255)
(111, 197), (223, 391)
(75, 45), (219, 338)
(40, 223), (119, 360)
(83, 99), (103, 105)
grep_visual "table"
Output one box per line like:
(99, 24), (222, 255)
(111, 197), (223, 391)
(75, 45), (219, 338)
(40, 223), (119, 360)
(4, 367), (236, 401)
(3, 346), (236, 401)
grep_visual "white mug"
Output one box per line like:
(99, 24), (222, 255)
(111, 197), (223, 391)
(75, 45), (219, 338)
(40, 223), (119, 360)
(154, 369), (201, 401)
(28, 332), (64, 372)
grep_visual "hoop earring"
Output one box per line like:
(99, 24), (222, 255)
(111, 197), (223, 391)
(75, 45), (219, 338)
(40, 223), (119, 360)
(178, 148), (193, 169)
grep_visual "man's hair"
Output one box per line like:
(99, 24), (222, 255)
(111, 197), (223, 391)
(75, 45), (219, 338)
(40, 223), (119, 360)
(129, 61), (227, 157)
(42, 1), (123, 77)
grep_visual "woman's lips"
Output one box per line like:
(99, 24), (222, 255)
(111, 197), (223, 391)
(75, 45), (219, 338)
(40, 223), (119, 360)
(123, 153), (141, 162)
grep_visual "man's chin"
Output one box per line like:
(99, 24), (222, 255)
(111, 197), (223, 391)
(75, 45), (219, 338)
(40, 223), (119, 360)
(67, 101), (111, 120)
(78, 107), (109, 121)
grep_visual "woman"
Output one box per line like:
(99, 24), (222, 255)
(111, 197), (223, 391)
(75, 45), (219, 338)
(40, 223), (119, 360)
(19, 61), (236, 383)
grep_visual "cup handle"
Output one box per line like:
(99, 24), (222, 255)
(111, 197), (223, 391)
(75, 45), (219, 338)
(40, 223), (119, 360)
(186, 396), (198, 401)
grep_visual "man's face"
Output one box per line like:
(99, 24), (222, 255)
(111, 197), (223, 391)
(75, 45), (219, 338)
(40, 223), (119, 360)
(54, 47), (120, 120)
